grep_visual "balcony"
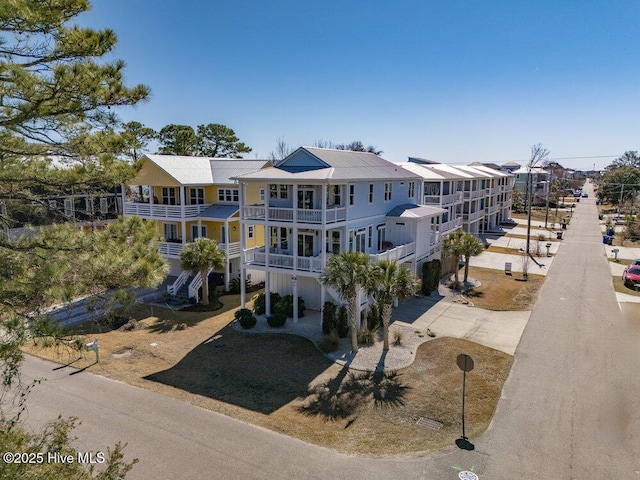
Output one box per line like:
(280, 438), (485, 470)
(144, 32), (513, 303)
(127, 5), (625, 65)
(441, 217), (463, 233)
(243, 247), (323, 273)
(242, 206), (346, 224)
(369, 242), (416, 263)
(485, 203), (499, 215)
(485, 186), (500, 195)
(462, 210), (485, 223)
(158, 241), (240, 259)
(463, 190), (485, 200)
(124, 202), (210, 219)
(422, 192), (463, 206)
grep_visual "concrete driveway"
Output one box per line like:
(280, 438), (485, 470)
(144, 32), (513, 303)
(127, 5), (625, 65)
(392, 295), (529, 355)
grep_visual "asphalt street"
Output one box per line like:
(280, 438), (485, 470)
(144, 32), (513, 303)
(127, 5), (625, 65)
(16, 179), (640, 479)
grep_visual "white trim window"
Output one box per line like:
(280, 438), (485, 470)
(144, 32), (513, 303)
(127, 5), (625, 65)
(163, 223), (178, 241)
(218, 188), (239, 203)
(161, 187), (177, 205)
(259, 188), (265, 201)
(349, 184), (355, 206)
(369, 183), (374, 203)
(64, 198), (74, 218)
(247, 225), (254, 239)
(190, 188), (205, 205)
(408, 181), (415, 198)
(191, 225), (207, 240)
(99, 197), (108, 214)
(384, 182), (392, 202)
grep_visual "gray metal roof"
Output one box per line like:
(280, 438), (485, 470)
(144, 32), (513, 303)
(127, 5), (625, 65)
(198, 204), (239, 220)
(387, 204), (446, 218)
(234, 147), (420, 182)
(399, 162), (467, 180)
(143, 155), (269, 185)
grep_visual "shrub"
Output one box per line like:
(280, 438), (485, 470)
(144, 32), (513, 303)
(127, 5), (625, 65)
(318, 330), (340, 353)
(358, 328), (376, 346)
(229, 277), (252, 294)
(393, 330), (403, 346)
(252, 292), (282, 315)
(266, 312), (287, 328)
(274, 295), (305, 318)
(367, 302), (382, 331)
(235, 308), (257, 329)
(322, 301), (337, 335)
(337, 305), (349, 338)
(421, 259), (441, 295)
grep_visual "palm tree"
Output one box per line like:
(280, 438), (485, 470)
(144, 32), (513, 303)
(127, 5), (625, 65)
(321, 251), (371, 353)
(443, 230), (484, 287)
(179, 238), (225, 306)
(369, 261), (416, 351)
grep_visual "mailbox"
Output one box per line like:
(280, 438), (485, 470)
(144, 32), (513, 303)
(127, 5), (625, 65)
(85, 338), (99, 363)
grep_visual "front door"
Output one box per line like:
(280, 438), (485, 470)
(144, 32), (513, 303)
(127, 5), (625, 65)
(298, 189), (314, 209)
(298, 233), (314, 257)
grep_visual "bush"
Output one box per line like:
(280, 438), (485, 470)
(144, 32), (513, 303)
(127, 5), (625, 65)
(322, 301), (337, 335)
(367, 302), (382, 331)
(235, 308), (256, 329)
(318, 330), (340, 353)
(253, 292), (282, 315)
(266, 312), (287, 328)
(421, 259), (441, 295)
(229, 277), (252, 294)
(358, 328), (376, 346)
(393, 330), (403, 346)
(337, 305), (349, 338)
(273, 295), (306, 318)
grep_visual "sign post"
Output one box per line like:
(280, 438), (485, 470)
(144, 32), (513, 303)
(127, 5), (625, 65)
(456, 353), (474, 441)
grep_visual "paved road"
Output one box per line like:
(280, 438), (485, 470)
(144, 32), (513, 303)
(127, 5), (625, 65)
(18, 178), (640, 479)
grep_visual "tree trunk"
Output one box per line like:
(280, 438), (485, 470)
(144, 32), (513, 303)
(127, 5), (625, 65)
(463, 256), (470, 283)
(201, 268), (209, 305)
(453, 255), (460, 289)
(348, 294), (359, 353)
(382, 303), (393, 351)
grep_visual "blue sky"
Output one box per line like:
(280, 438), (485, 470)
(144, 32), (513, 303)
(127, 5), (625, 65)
(80, 1), (640, 169)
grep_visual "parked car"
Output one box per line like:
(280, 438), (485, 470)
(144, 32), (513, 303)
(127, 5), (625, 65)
(573, 190), (582, 197)
(631, 259), (640, 266)
(581, 192), (588, 198)
(622, 265), (640, 289)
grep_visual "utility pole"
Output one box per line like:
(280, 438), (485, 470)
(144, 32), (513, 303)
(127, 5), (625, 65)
(526, 144), (550, 257)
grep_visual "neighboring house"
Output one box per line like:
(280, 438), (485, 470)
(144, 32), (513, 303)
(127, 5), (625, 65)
(501, 161), (521, 173)
(234, 147), (445, 321)
(513, 166), (551, 206)
(122, 155), (270, 297)
(43, 187), (123, 225)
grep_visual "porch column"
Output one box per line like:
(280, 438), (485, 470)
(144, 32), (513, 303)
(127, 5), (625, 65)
(240, 265), (247, 308)
(265, 271), (271, 316)
(292, 184), (298, 223)
(321, 184), (327, 268)
(320, 285), (326, 329)
(239, 182), (247, 308)
(179, 186), (186, 245)
(292, 276), (298, 323)
(224, 217), (230, 291)
(149, 186), (154, 206)
(120, 186), (126, 216)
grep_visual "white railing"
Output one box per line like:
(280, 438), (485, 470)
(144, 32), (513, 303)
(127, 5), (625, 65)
(219, 242), (241, 257)
(296, 256), (324, 272)
(423, 195), (441, 205)
(187, 266), (217, 302)
(463, 190), (485, 200)
(463, 210), (485, 222)
(124, 202), (210, 219)
(441, 217), (463, 233)
(242, 206), (346, 224)
(158, 241), (184, 257)
(167, 270), (190, 296)
(370, 242), (416, 263)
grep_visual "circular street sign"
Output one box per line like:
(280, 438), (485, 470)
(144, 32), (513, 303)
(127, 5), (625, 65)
(458, 471), (479, 480)
(456, 354), (474, 372)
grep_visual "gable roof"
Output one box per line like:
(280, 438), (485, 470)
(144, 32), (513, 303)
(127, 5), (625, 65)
(235, 147), (420, 182)
(139, 155), (270, 185)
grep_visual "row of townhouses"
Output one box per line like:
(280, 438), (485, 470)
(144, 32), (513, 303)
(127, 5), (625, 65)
(122, 147), (515, 323)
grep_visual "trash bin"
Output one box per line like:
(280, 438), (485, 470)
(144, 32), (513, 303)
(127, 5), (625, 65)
(607, 228), (615, 236)
(562, 223), (567, 230)
(556, 232), (563, 240)
(576, 198), (580, 203)
(603, 235), (613, 245)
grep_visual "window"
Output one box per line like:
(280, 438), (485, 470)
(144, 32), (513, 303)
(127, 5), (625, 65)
(248, 225), (254, 239)
(330, 230), (341, 254)
(259, 188), (265, 201)
(218, 188), (239, 203)
(330, 185), (341, 207)
(191, 225), (207, 240)
(64, 198), (74, 218)
(163, 223), (178, 241)
(220, 226), (227, 243)
(349, 228), (366, 252)
(190, 188), (205, 205)
(377, 225), (386, 251)
(161, 187), (177, 205)
(270, 184), (278, 199)
(408, 181), (415, 198)
(99, 197), (108, 214)
(349, 184), (354, 205)
(297, 233), (314, 257)
(368, 225), (372, 249)
(279, 185), (288, 199)
(384, 182), (392, 201)
(369, 183), (374, 203)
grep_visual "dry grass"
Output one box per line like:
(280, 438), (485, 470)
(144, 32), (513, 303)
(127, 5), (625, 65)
(23, 296), (513, 455)
(505, 233), (560, 242)
(612, 276), (640, 297)
(511, 211), (564, 225)
(463, 266), (545, 311)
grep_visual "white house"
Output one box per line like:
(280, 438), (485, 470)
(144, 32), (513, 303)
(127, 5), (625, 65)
(234, 147), (445, 321)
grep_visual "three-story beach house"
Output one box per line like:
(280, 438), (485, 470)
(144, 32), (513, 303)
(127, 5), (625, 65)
(123, 155), (270, 298)
(234, 147), (445, 322)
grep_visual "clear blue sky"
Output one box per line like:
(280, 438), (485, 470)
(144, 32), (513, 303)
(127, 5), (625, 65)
(80, 1), (640, 170)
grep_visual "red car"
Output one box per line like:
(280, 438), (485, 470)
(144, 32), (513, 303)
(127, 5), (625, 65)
(622, 265), (640, 289)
